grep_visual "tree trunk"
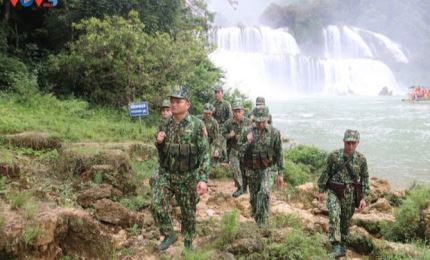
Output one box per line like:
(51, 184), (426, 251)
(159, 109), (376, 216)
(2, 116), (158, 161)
(1, 0), (11, 23)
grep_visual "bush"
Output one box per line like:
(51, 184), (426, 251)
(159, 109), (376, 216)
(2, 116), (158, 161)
(218, 211), (239, 246)
(264, 228), (329, 259)
(284, 145), (328, 172)
(381, 185), (430, 242)
(0, 55), (28, 92)
(283, 159), (311, 186)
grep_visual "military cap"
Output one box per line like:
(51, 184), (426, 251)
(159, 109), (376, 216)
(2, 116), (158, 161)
(253, 106), (269, 122)
(203, 103), (214, 113)
(170, 85), (190, 100)
(256, 96), (266, 106)
(343, 129), (360, 142)
(214, 85), (224, 92)
(233, 101), (244, 110)
(160, 99), (170, 108)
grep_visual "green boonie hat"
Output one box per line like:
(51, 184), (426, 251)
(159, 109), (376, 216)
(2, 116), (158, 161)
(253, 107), (269, 122)
(160, 99), (170, 108)
(233, 101), (244, 110)
(256, 96), (265, 106)
(214, 85), (224, 92)
(203, 103), (214, 113)
(343, 129), (360, 142)
(170, 85), (190, 100)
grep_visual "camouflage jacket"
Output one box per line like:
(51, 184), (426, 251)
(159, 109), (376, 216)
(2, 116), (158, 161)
(156, 113), (210, 182)
(198, 116), (220, 146)
(212, 99), (232, 126)
(249, 107), (272, 125)
(222, 117), (252, 151)
(158, 117), (169, 132)
(317, 149), (369, 200)
(238, 124), (284, 174)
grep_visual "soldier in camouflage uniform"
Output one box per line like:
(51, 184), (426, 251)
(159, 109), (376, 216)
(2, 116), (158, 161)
(250, 97), (272, 125)
(317, 129), (369, 258)
(150, 99), (172, 190)
(239, 107), (284, 227)
(199, 103), (221, 163)
(222, 101), (252, 197)
(152, 86), (210, 251)
(212, 86), (232, 162)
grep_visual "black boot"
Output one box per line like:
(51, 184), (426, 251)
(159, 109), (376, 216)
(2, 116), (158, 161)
(184, 239), (193, 251)
(158, 232), (177, 251)
(232, 187), (243, 197)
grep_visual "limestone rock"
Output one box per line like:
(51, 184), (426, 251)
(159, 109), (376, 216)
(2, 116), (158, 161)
(226, 238), (264, 255)
(77, 184), (123, 208)
(93, 199), (144, 228)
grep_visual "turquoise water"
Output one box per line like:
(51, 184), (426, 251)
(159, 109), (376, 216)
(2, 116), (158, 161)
(270, 96), (430, 190)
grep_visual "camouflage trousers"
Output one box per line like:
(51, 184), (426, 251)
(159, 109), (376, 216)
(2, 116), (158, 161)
(245, 167), (276, 225)
(327, 190), (355, 244)
(151, 170), (199, 241)
(228, 149), (246, 189)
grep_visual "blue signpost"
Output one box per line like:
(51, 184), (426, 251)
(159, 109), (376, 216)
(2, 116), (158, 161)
(129, 102), (149, 132)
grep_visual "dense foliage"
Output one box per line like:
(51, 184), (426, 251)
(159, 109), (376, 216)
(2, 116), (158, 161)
(0, 0), (250, 112)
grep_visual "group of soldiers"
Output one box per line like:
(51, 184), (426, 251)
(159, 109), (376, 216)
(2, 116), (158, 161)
(150, 85), (369, 259)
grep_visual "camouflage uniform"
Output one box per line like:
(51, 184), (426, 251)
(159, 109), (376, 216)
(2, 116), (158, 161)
(198, 103), (221, 162)
(222, 102), (252, 193)
(212, 86), (233, 162)
(151, 99), (172, 190)
(249, 97), (272, 125)
(317, 130), (369, 254)
(238, 107), (284, 226)
(151, 87), (210, 246)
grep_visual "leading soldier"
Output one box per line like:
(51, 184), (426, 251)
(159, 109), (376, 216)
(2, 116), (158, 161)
(317, 129), (369, 258)
(239, 107), (284, 228)
(222, 101), (252, 197)
(152, 86), (210, 251)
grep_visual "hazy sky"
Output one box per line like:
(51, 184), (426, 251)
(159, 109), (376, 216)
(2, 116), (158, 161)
(206, 0), (277, 26)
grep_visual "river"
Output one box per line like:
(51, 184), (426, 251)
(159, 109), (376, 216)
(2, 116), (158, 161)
(270, 96), (430, 190)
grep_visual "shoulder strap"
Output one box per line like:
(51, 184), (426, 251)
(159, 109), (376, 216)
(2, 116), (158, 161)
(329, 155), (352, 180)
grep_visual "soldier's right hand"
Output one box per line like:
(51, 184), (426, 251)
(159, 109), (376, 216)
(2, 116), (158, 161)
(318, 192), (325, 203)
(247, 131), (253, 144)
(156, 131), (166, 144)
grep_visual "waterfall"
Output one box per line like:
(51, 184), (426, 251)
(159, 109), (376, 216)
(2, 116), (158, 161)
(209, 25), (408, 99)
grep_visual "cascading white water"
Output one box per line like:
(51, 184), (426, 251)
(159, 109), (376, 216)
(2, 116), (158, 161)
(209, 25), (408, 99)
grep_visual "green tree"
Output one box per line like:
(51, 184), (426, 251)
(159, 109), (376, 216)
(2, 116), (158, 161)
(43, 11), (212, 108)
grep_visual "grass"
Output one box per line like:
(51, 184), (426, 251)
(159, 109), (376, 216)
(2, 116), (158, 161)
(0, 210), (5, 231)
(22, 224), (42, 245)
(120, 194), (150, 212)
(270, 213), (303, 229)
(0, 92), (157, 142)
(7, 192), (29, 209)
(0, 176), (6, 192)
(127, 223), (141, 237)
(263, 228), (329, 259)
(23, 200), (38, 219)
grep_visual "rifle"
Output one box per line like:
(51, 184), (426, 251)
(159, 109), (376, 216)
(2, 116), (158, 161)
(325, 156), (352, 201)
(346, 163), (363, 208)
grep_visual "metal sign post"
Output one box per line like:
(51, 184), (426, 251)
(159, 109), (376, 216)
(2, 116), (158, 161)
(129, 102), (149, 133)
